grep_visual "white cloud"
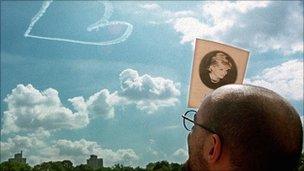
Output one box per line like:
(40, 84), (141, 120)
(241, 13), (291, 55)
(1, 69), (180, 135)
(251, 4), (303, 54)
(172, 11), (195, 17)
(172, 1), (303, 55)
(245, 60), (303, 101)
(69, 89), (115, 119)
(117, 69), (180, 113)
(172, 148), (188, 163)
(137, 2), (195, 25)
(37, 139), (139, 166)
(86, 90), (115, 118)
(0, 128), (49, 162)
(0, 136), (40, 160)
(139, 3), (161, 10)
(173, 17), (211, 44)
(147, 147), (159, 156)
(201, 1), (269, 17)
(146, 139), (159, 156)
(1, 84), (89, 134)
(119, 69), (180, 100)
(1, 136), (138, 167)
(173, 1), (270, 44)
(164, 10), (196, 24)
(173, 148), (188, 157)
(66, 68), (180, 116)
(252, 32), (303, 56)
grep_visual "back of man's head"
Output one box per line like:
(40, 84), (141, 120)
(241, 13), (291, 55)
(205, 84), (302, 171)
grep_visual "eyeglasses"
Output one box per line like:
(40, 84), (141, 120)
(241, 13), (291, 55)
(182, 110), (217, 134)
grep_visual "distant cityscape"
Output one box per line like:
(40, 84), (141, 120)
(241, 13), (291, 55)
(5, 151), (103, 170)
(8, 151), (26, 164)
(0, 150), (187, 171)
(3, 151), (304, 171)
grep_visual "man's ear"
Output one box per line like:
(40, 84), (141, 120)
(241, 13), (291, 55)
(207, 134), (222, 163)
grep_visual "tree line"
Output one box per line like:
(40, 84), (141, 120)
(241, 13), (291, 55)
(0, 160), (182, 171)
(1, 154), (304, 171)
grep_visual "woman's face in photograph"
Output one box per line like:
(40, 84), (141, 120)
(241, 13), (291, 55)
(209, 62), (229, 80)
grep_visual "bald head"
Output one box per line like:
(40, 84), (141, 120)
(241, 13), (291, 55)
(200, 84), (303, 171)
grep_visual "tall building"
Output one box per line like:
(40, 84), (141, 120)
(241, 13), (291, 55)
(87, 154), (103, 170)
(8, 151), (26, 164)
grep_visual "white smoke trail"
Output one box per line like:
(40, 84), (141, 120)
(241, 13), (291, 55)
(24, 1), (133, 46)
(24, 0), (53, 37)
(86, 1), (113, 31)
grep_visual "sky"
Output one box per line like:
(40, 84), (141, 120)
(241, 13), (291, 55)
(1, 0), (303, 167)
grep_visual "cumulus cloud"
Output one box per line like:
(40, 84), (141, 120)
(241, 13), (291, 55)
(117, 69), (180, 113)
(119, 69), (180, 100)
(69, 89), (115, 119)
(34, 139), (139, 166)
(1, 69), (179, 134)
(174, 17), (211, 44)
(248, 2), (303, 55)
(245, 60), (303, 101)
(173, 148), (187, 158)
(66, 68), (180, 115)
(138, 1), (292, 53)
(1, 135), (138, 166)
(0, 136), (41, 160)
(0, 128), (49, 162)
(173, 1), (270, 43)
(172, 1), (303, 55)
(1, 84), (89, 134)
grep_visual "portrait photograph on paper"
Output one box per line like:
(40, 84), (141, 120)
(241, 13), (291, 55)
(188, 39), (250, 108)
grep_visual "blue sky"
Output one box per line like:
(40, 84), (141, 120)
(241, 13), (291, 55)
(1, 1), (303, 167)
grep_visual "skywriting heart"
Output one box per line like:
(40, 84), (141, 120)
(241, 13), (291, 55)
(24, 1), (133, 46)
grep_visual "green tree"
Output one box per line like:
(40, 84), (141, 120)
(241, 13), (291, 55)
(0, 161), (32, 171)
(145, 161), (182, 171)
(170, 163), (182, 171)
(32, 160), (73, 171)
(96, 166), (112, 171)
(146, 162), (156, 171)
(134, 166), (145, 171)
(100, 164), (137, 171)
(153, 161), (170, 171)
(73, 164), (93, 171)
